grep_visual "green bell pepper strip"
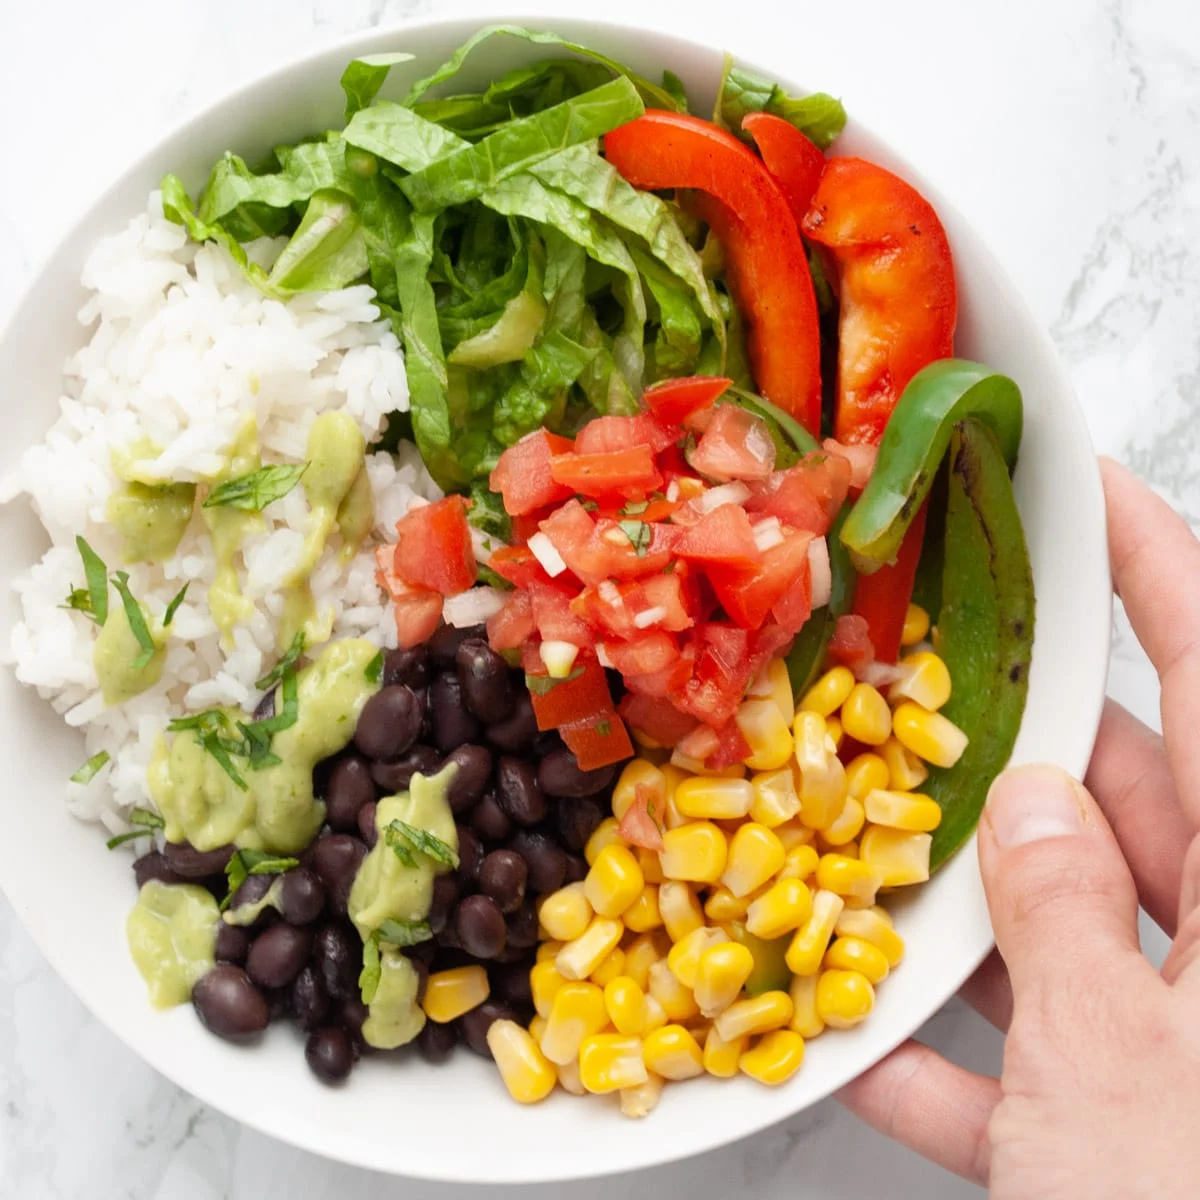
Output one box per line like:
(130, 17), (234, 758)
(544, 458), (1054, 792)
(840, 360), (1023, 573)
(924, 419), (1035, 870)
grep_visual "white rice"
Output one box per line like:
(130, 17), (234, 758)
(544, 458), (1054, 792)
(3, 191), (440, 834)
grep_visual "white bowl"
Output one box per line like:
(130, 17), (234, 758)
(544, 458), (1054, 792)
(0, 12), (1110, 1184)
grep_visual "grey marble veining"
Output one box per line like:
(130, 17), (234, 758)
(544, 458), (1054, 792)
(0, 0), (1192, 1195)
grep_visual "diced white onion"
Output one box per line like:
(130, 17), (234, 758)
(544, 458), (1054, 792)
(443, 587), (507, 628)
(528, 531), (567, 578)
(633, 605), (668, 630)
(857, 660), (912, 688)
(598, 580), (623, 608)
(665, 479), (681, 502)
(595, 643), (615, 669)
(753, 516), (784, 552)
(746, 665), (774, 698)
(470, 527), (498, 564)
(808, 537), (832, 609)
(540, 639), (580, 678)
(694, 481), (751, 515)
(823, 438), (877, 490)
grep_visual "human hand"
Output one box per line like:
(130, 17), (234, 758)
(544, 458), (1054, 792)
(839, 457), (1200, 1197)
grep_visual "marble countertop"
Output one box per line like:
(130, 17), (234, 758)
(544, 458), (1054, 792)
(0, 0), (1191, 1195)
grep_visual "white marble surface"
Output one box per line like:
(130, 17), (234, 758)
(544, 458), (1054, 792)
(0, 0), (1191, 1195)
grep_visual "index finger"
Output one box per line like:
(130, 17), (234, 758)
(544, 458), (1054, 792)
(1100, 457), (1200, 827)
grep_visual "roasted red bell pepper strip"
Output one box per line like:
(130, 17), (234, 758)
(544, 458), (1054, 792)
(742, 112), (827, 227)
(605, 111), (821, 435)
(849, 503), (928, 665)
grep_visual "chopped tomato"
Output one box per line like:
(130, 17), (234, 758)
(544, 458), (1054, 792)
(617, 784), (664, 851)
(490, 430), (575, 516)
(529, 580), (594, 648)
(575, 414), (676, 456)
(528, 656), (615, 732)
(706, 722), (753, 770)
(618, 692), (699, 747)
(571, 571), (693, 640)
(605, 631), (680, 677)
(392, 496), (476, 596)
(392, 591), (443, 650)
(676, 723), (721, 761)
(638, 572), (695, 632)
(487, 544), (552, 589)
(708, 528), (813, 630)
(745, 452), (851, 535)
(676, 504), (761, 569)
(826, 614), (875, 672)
(521, 641), (545, 675)
(511, 507), (552, 545)
(688, 405), (776, 482)
(771, 550), (814, 634)
(559, 712), (634, 771)
(656, 444), (698, 488)
(621, 655), (693, 698)
(487, 589), (535, 651)
(679, 623), (754, 727)
(823, 438), (877, 492)
(539, 502), (676, 586)
(642, 375), (733, 425)
(549, 446), (662, 501)
(594, 497), (681, 524)
(748, 623), (794, 677)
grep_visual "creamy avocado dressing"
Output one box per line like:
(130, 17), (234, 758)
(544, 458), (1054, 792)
(363, 947), (426, 1049)
(126, 880), (219, 1008)
(222, 877), (284, 927)
(148, 638), (381, 854)
(106, 482), (196, 563)
(93, 593), (168, 704)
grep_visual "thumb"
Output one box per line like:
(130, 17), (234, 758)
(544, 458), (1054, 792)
(979, 763), (1146, 1000)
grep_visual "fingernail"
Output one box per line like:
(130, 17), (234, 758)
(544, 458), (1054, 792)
(984, 764), (1087, 848)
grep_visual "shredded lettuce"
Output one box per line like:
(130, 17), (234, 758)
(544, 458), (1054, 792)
(715, 56), (847, 149)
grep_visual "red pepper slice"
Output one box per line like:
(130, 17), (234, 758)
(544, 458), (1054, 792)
(642, 375), (733, 425)
(549, 446), (662, 500)
(605, 111), (821, 435)
(742, 112), (827, 226)
(850, 502), (929, 664)
(528, 656), (615, 732)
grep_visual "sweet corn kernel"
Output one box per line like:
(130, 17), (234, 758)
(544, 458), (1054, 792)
(739, 1029), (806, 1086)
(785, 889), (845, 976)
(713, 990), (794, 1041)
(579, 1034), (648, 1093)
(859, 826), (933, 886)
(836, 907), (906, 967)
(775, 821), (817, 851)
(605, 976), (649, 1036)
(624, 931), (669, 990)
(777, 842), (821, 883)
(800, 666), (855, 717)
(845, 753), (890, 801)
(746, 877), (813, 940)
(820, 796), (865, 847)
(536, 940), (563, 963)
(901, 603), (931, 646)
(538, 883), (593, 943)
(641, 993), (669, 1034)
(702, 1027), (748, 1077)
(701, 884), (751, 922)
(721, 823), (786, 897)
(556, 1057), (586, 1096)
(529, 1014), (548, 1044)
(889, 651), (952, 711)
(648, 959), (701, 1022)
(892, 702), (968, 768)
(585, 817), (624, 865)
(612, 759), (667, 821)
(794, 712), (848, 829)
(423, 965), (490, 1023)
(864, 789), (943, 833)
(586, 843), (645, 918)
(816, 853), (883, 904)
(880, 736), (929, 791)
(824, 935), (890, 984)
(667, 926), (729, 989)
(590, 947), (627, 987)
(659, 821), (728, 884)
(736, 698), (795, 771)
(619, 1072), (665, 1119)
(638, 847), (665, 885)
(659, 764), (690, 829)
(841, 683), (892, 747)
(788, 972), (825, 1039)
(750, 768), (802, 828)
(670, 748), (746, 779)
(658, 880), (705, 943)
(765, 657), (795, 726)
(674, 776), (755, 821)
(557, 916), (625, 981)
(694, 941), (755, 1017)
(622, 884), (663, 933)
(531, 960), (567, 1018)
(540, 981), (609, 1065)
(815, 969), (875, 1029)
(643, 1024), (705, 1080)
(488, 1020), (557, 1104)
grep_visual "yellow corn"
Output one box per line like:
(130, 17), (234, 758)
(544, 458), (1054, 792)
(658, 880), (705, 943)
(702, 1027), (748, 1077)
(578, 1034), (648, 1094)
(531, 960), (567, 1018)
(604, 976), (649, 1036)
(637, 847), (665, 885)
(740, 1030), (806, 1086)
(721, 823), (786, 897)
(666, 926), (729, 989)
(487, 1020), (557, 1104)
(816, 853), (883, 904)
(422, 965), (490, 1024)
(585, 817), (624, 865)
(643, 1024), (705, 1080)
(892, 702), (968, 769)
(889, 651), (952, 711)
(538, 882), (593, 943)
(859, 826), (933, 887)
(864, 789), (943, 833)
(835, 907), (906, 967)
(612, 759), (667, 821)
(880, 736), (929, 791)
(704, 884), (756, 922)
(641, 993), (669, 1035)
(585, 843), (645, 919)
(775, 821), (816, 851)
(557, 916), (625, 981)
(529, 1014), (548, 1044)
(736, 699), (795, 771)
(901, 603), (930, 646)
(659, 821), (728, 884)
(841, 683), (892, 747)
(820, 796), (865, 847)
(788, 973), (825, 1039)
(793, 712), (848, 829)
(670, 748), (746, 779)
(764, 657), (795, 726)
(674, 776), (754, 821)
(648, 959), (701, 1022)
(777, 842), (821, 884)
(799, 666), (855, 717)
(619, 1072), (665, 1119)
(555, 1056), (587, 1096)
(815, 969), (875, 1029)
(825, 935), (890, 984)
(746, 877), (813, 940)
(624, 931), (668, 990)
(749, 768), (802, 828)
(590, 947), (627, 988)
(694, 941), (755, 1017)
(785, 889), (845, 975)
(845, 753), (890, 801)
(536, 940), (563, 963)
(540, 981), (608, 1065)
(713, 990), (794, 1041)
(622, 884), (663, 934)
(824, 715), (844, 752)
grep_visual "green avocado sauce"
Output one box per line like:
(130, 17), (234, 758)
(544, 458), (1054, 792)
(106, 482), (196, 564)
(363, 947), (426, 1050)
(93, 592), (168, 705)
(147, 638), (381, 854)
(126, 880), (219, 1008)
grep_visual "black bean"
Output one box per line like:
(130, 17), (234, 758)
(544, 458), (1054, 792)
(416, 1020), (457, 1064)
(162, 841), (235, 880)
(409, 955), (430, 1005)
(133, 851), (185, 889)
(306, 1027), (355, 1085)
(192, 966), (270, 1039)
(434, 919), (462, 950)
(491, 962), (534, 1008)
(355, 801), (378, 848)
(508, 829), (566, 895)
(455, 894), (506, 959)
(455, 825), (484, 891)
(459, 1000), (518, 1058)
(313, 923), (359, 1001)
(247, 924), (313, 989)
(496, 757), (546, 827)
(406, 937), (437, 966)
(506, 899), (540, 950)
(290, 964), (330, 1032)
(429, 874), (459, 935)
(252, 688), (276, 722)
(455, 639), (513, 724)
(226, 874), (278, 926)
(278, 868), (325, 926)
(430, 673), (481, 754)
(555, 797), (606, 852)
(533, 731), (565, 759)
(354, 685), (423, 761)
(484, 691), (539, 753)
(538, 748), (617, 798)
(214, 922), (251, 966)
(443, 743), (493, 814)
(325, 756), (375, 831)
(479, 850), (526, 915)
(562, 853), (588, 885)
(369, 744), (440, 793)
(338, 997), (370, 1052)
(429, 623), (485, 669)
(470, 792), (512, 843)
(308, 834), (367, 917)
(383, 645), (430, 690)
